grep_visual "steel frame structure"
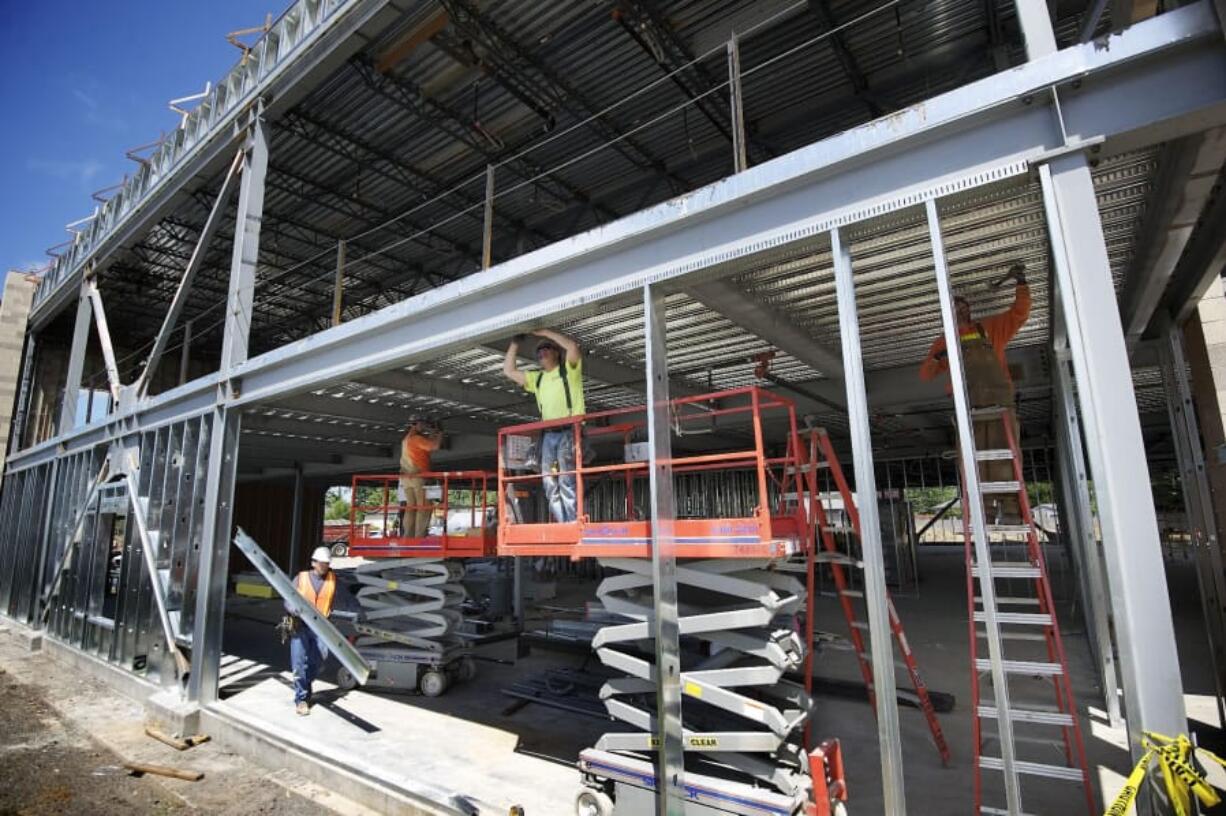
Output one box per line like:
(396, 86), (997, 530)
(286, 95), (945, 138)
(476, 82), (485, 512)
(1, 4), (1224, 814)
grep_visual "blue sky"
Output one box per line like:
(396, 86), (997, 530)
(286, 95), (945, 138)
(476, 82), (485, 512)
(0, 1), (286, 274)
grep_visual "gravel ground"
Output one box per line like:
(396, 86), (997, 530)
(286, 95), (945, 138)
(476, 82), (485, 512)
(0, 630), (373, 816)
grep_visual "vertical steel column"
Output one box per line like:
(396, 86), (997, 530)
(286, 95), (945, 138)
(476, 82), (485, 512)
(727, 34), (747, 174)
(1040, 155), (1186, 758)
(186, 407), (241, 703)
(1159, 326), (1226, 725)
(482, 165), (495, 270)
(332, 240), (345, 327)
(1015, 0), (1057, 59)
(219, 118), (268, 374)
(188, 116), (266, 703)
(179, 320), (193, 386)
(829, 226), (907, 814)
(1052, 333), (1122, 726)
(288, 465), (304, 573)
(84, 279), (122, 402)
(643, 284), (685, 815)
(926, 200), (1023, 813)
(58, 288), (93, 433)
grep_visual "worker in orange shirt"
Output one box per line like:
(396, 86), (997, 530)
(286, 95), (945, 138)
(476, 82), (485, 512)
(919, 263), (1030, 522)
(398, 421), (443, 538)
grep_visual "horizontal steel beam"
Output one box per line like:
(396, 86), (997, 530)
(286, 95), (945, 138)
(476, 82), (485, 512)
(10, 4), (1226, 474)
(222, 4), (1226, 408)
(688, 278), (845, 378)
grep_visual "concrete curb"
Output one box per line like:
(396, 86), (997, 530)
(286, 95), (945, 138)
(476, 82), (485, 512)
(202, 702), (472, 816)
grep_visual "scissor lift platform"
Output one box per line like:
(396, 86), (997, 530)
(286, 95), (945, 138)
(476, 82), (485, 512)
(348, 470), (497, 559)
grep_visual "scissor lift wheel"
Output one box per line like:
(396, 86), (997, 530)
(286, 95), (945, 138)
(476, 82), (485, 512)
(575, 787), (614, 816)
(336, 666), (358, 691)
(420, 669), (447, 697)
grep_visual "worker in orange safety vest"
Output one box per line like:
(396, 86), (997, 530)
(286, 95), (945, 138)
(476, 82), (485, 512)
(286, 546), (337, 715)
(397, 421), (443, 538)
(919, 263), (1030, 522)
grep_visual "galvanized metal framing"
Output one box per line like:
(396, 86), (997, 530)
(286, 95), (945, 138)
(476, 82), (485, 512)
(59, 291), (93, 433)
(726, 34), (747, 174)
(1159, 325), (1226, 724)
(830, 225), (906, 814)
(0, 8), (1221, 813)
(220, 119), (269, 376)
(187, 406), (240, 703)
(1015, 0), (1057, 59)
(927, 198), (1022, 813)
(1051, 333), (1122, 727)
(1041, 155), (1186, 756)
(644, 284), (685, 813)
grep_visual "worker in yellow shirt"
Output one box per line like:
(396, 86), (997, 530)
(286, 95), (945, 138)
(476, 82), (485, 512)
(503, 328), (585, 523)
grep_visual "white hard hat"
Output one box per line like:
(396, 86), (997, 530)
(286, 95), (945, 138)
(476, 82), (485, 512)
(310, 546), (332, 564)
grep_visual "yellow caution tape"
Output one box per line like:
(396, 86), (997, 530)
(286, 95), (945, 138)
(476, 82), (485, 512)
(1104, 731), (1226, 816)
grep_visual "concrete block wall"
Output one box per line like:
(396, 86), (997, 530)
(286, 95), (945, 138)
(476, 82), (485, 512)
(0, 273), (37, 474)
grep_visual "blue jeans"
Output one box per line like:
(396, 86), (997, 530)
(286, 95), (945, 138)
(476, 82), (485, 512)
(290, 627), (328, 704)
(539, 429), (577, 523)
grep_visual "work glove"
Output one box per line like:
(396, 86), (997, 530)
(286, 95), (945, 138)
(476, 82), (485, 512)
(511, 333), (527, 345)
(992, 263), (1026, 287)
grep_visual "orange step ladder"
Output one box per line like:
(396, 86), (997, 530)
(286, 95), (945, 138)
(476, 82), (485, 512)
(804, 428), (951, 766)
(961, 406), (1095, 815)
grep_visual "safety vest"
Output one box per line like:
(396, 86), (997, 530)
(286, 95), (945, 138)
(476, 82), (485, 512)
(960, 322), (1014, 409)
(295, 571), (336, 616)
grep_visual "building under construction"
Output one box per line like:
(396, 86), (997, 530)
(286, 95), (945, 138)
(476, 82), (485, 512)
(2, 0), (1226, 813)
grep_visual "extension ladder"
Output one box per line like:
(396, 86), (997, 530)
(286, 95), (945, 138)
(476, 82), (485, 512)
(961, 406), (1095, 815)
(804, 428), (951, 766)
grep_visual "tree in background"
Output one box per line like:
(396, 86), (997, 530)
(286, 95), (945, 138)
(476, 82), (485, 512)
(324, 487), (350, 521)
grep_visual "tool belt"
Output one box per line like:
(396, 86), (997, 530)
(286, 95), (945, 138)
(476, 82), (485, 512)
(961, 324), (1014, 408)
(275, 614), (300, 645)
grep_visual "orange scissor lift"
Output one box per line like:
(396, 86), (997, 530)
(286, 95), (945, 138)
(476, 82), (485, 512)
(497, 387), (849, 816)
(341, 471), (498, 696)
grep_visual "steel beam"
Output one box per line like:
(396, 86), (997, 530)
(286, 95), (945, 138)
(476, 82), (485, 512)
(84, 279), (122, 403)
(1015, 0), (1057, 59)
(58, 290), (93, 433)
(332, 240), (346, 327)
(288, 465), (304, 573)
(220, 118), (269, 377)
(179, 319), (193, 386)
(643, 284), (685, 814)
(220, 5), (1226, 407)
(1051, 335), (1122, 727)
(1159, 325), (1226, 725)
(688, 279), (845, 378)
(186, 407), (240, 703)
(927, 198), (1021, 811)
(1041, 155), (1186, 762)
(830, 225), (906, 814)
(1121, 130), (1226, 348)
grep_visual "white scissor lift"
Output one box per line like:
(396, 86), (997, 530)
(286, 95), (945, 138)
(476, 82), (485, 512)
(337, 558), (476, 697)
(577, 554), (826, 816)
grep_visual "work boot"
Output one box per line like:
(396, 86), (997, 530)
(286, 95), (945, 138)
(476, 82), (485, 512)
(295, 701), (309, 716)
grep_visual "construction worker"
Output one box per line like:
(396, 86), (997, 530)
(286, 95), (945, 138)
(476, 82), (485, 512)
(397, 420), (442, 538)
(503, 328), (585, 523)
(919, 263), (1030, 521)
(286, 546), (337, 715)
